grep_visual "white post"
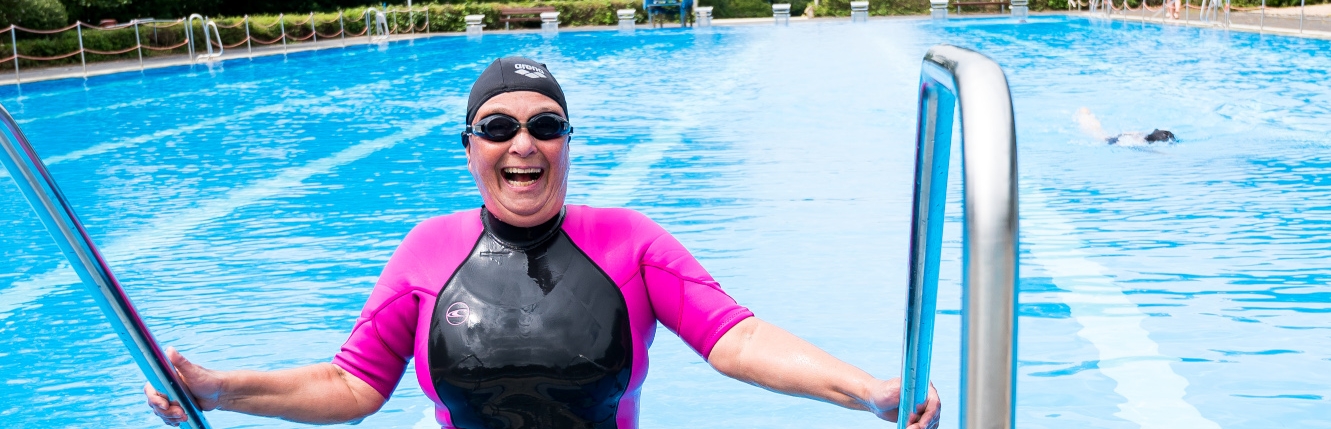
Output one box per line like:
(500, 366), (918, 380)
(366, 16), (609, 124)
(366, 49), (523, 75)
(76, 22), (86, 78)
(1299, 0), (1305, 32)
(931, 0), (949, 18)
(280, 13), (287, 52)
(340, 11), (346, 45)
(425, 7), (430, 34)
(10, 26), (19, 84)
(311, 12), (317, 43)
(134, 20), (143, 70)
(245, 16), (252, 54)
(1259, 0), (1265, 30)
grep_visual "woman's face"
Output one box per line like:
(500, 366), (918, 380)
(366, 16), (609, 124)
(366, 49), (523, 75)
(465, 91), (570, 228)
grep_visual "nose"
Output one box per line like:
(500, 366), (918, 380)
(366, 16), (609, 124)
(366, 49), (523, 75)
(508, 129), (537, 157)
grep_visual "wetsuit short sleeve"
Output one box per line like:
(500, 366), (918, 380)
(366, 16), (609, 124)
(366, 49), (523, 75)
(636, 215), (754, 360)
(332, 224), (433, 399)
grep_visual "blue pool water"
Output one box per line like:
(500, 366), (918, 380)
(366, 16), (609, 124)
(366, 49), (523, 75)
(2, 15), (1330, 428)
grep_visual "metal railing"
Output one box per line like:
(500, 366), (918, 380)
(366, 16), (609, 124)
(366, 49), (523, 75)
(898, 44), (1018, 429)
(0, 104), (212, 429)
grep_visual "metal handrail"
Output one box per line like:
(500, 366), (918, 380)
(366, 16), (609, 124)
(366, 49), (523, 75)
(365, 8), (389, 42)
(0, 104), (213, 429)
(898, 44), (1018, 429)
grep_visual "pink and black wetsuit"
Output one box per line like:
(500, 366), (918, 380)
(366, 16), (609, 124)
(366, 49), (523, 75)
(332, 205), (754, 429)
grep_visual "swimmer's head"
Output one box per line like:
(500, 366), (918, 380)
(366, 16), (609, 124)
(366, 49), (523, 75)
(463, 57), (572, 228)
(1145, 129), (1176, 143)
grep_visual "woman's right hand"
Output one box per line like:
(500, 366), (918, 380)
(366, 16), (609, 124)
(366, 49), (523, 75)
(144, 347), (225, 427)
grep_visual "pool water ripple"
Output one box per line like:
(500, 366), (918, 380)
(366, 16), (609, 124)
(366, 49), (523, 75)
(2, 16), (1330, 429)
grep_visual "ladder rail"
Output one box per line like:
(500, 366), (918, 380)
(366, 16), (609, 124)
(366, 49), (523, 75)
(898, 44), (1019, 429)
(0, 104), (213, 429)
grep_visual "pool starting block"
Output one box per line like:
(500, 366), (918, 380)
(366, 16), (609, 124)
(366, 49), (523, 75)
(618, 9), (636, 32)
(695, 6), (714, 27)
(1010, 0), (1029, 19)
(541, 11), (560, 33)
(930, 0), (949, 18)
(773, 3), (791, 25)
(851, 1), (870, 21)
(465, 14), (485, 35)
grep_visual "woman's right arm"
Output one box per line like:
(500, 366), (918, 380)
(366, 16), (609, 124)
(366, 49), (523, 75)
(145, 347), (385, 426)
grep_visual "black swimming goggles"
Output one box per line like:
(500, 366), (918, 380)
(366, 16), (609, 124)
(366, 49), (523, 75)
(461, 112), (573, 145)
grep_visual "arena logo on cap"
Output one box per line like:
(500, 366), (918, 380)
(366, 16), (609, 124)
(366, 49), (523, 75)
(513, 63), (548, 79)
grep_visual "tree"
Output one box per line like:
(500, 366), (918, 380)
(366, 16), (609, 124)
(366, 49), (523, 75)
(0, 0), (70, 29)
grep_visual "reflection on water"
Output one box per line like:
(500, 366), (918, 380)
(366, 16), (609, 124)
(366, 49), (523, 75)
(1, 16), (1329, 429)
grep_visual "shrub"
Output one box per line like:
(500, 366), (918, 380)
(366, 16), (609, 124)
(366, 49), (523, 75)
(0, 0), (71, 29)
(814, 0), (929, 16)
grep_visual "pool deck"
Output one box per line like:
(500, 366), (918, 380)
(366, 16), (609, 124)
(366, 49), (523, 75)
(1097, 7), (1331, 40)
(1, 11), (1327, 88)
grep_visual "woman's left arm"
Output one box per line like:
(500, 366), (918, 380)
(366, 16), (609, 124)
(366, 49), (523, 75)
(707, 317), (941, 429)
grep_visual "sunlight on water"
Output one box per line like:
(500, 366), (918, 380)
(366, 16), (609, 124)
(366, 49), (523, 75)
(2, 16), (1329, 428)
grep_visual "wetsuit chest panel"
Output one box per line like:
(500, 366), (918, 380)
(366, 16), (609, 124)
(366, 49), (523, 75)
(429, 230), (632, 429)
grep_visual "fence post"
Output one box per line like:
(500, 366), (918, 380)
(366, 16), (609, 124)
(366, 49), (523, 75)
(10, 26), (19, 85)
(311, 12), (317, 43)
(280, 13), (287, 52)
(1299, 0), (1305, 33)
(134, 20), (143, 70)
(340, 11), (347, 46)
(1259, 0), (1265, 31)
(245, 15), (252, 55)
(76, 22), (87, 79)
(425, 7), (430, 34)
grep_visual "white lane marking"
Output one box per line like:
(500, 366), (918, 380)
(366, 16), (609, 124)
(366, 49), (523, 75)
(0, 108), (457, 319)
(1023, 189), (1220, 429)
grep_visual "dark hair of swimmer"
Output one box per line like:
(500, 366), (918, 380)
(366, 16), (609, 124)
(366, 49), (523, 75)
(1145, 129), (1176, 143)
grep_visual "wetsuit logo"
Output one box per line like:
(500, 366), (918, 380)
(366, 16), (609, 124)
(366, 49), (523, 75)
(513, 64), (547, 79)
(445, 302), (470, 326)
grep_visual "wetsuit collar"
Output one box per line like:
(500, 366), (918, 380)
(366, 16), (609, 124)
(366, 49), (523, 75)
(480, 206), (565, 249)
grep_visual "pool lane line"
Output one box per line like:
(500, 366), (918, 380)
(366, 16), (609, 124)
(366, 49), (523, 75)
(1022, 187), (1220, 429)
(0, 103), (460, 320)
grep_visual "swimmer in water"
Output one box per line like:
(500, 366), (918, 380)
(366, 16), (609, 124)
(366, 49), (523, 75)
(144, 57), (942, 429)
(1076, 107), (1176, 146)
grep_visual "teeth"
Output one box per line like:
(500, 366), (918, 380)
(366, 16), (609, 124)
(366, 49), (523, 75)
(503, 167), (543, 174)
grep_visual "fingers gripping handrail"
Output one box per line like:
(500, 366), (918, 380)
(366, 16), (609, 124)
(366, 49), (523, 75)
(0, 105), (213, 429)
(898, 44), (1018, 429)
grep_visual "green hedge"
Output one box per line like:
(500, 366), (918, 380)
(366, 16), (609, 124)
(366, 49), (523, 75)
(814, 0), (929, 16)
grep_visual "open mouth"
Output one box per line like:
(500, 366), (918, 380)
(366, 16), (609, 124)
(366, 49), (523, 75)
(502, 167), (545, 187)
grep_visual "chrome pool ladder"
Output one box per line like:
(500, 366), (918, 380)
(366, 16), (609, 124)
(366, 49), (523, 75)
(0, 104), (213, 429)
(185, 13), (224, 62)
(897, 45), (1019, 429)
(366, 8), (390, 43)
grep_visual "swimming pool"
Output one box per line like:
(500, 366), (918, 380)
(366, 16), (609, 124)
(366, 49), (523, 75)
(2, 14), (1329, 428)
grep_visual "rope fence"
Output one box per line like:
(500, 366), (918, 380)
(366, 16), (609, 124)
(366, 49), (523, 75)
(1087, 0), (1331, 33)
(1, 8), (429, 83)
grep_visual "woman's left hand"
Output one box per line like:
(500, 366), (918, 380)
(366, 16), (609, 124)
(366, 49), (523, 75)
(867, 378), (941, 429)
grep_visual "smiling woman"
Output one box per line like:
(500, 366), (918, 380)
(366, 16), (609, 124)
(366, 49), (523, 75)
(142, 56), (940, 429)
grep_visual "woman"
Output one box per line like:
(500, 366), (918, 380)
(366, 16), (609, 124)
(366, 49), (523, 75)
(146, 57), (941, 429)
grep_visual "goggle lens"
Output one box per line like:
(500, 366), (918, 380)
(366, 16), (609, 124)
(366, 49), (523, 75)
(469, 113), (571, 143)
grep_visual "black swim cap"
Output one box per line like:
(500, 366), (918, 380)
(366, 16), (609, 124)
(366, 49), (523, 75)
(466, 57), (568, 126)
